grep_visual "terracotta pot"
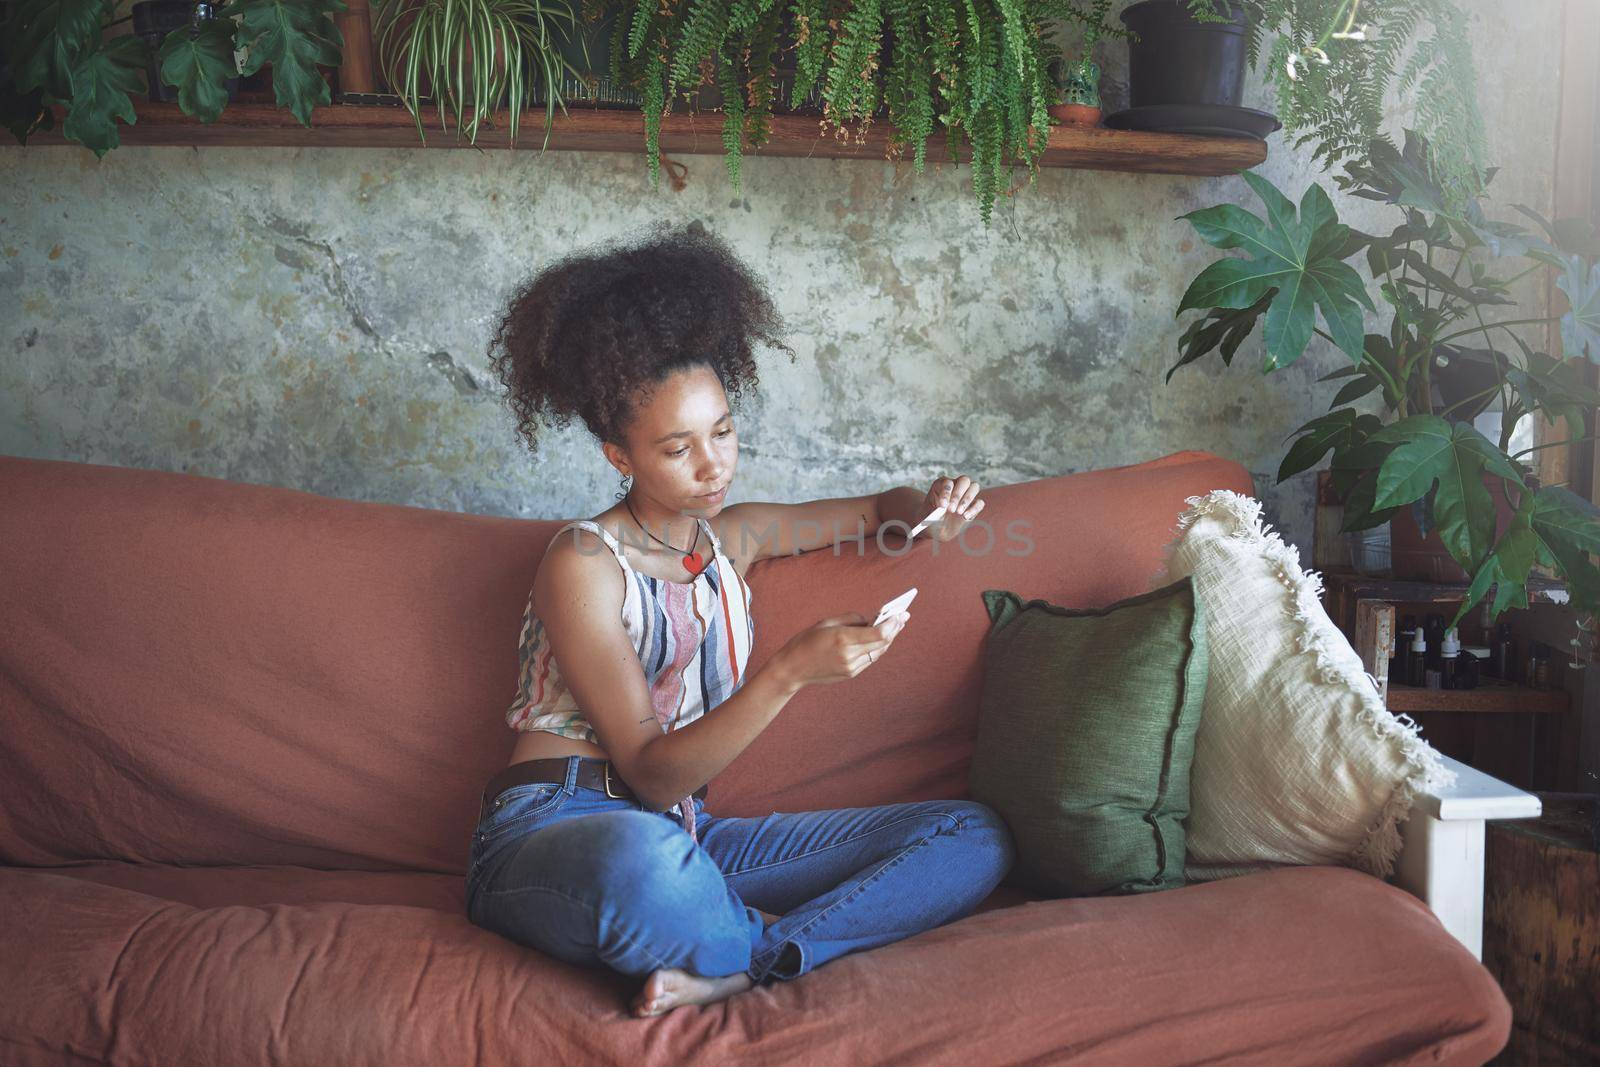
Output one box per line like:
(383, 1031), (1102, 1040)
(1048, 102), (1102, 127)
(1388, 472), (1526, 583)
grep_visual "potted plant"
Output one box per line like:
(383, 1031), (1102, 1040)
(533, 0), (640, 109)
(1168, 131), (1600, 631)
(132, 2), (241, 106)
(1048, 55), (1101, 128)
(4, 0), (345, 153)
(1108, 0), (1279, 137)
(1046, 3), (1120, 129)
(373, 0), (587, 148)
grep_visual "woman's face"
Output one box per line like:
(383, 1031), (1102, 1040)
(613, 364), (738, 516)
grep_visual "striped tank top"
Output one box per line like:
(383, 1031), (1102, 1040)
(504, 516), (755, 834)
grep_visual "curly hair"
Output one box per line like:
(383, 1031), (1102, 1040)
(487, 219), (795, 455)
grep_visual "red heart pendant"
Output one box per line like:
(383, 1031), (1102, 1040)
(683, 551), (704, 576)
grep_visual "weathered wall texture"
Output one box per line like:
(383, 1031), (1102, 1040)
(1, 0), (1559, 564)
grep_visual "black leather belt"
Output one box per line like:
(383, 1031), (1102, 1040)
(481, 756), (708, 812)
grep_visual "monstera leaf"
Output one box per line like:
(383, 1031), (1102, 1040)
(1368, 415), (1526, 571)
(1178, 169), (1375, 371)
(222, 0), (346, 127)
(158, 18), (239, 123)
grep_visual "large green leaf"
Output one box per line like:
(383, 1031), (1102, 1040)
(1503, 346), (1600, 442)
(56, 32), (148, 156)
(158, 19), (239, 124)
(2, 78), (56, 144)
(1277, 409), (1384, 483)
(222, 0), (346, 126)
(1178, 169), (1374, 371)
(1369, 416), (1525, 570)
(8, 0), (110, 100)
(1457, 492), (1538, 626)
(1529, 487), (1600, 617)
(1338, 468), (1405, 532)
(1555, 254), (1600, 363)
(1165, 292), (1272, 382)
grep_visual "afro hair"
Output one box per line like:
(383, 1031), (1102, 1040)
(487, 219), (795, 455)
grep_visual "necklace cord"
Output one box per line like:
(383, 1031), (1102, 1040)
(623, 493), (703, 572)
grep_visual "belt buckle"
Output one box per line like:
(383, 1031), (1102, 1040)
(603, 761), (625, 799)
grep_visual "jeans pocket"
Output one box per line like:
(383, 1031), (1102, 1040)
(475, 782), (570, 845)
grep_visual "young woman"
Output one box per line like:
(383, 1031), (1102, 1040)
(469, 220), (1016, 1018)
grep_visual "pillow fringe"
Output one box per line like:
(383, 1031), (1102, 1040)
(1153, 489), (1458, 880)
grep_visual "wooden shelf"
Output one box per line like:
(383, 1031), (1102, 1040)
(1318, 569), (1571, 609)
(1386, 681), (1570, 715)
(25, 99), (1267, 176)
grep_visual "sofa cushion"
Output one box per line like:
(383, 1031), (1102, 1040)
(1153, 490), (1457, 882)
(968, 577), (1207, 897)
(1, 863), (1509, 1065)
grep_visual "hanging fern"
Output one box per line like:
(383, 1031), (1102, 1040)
(716, 38), (749, 192)
(670, 0), (733, 99)
(609, 0), (1123, 223)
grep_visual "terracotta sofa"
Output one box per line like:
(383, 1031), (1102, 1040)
(0, 449), (1512, 1065)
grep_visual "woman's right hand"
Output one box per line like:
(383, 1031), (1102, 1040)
(773, 610), (910, 690)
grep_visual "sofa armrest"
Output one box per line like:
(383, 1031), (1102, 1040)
(1387, 753), (1541, 960)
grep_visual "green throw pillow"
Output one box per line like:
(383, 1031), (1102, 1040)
(969, 576), (1208, 898)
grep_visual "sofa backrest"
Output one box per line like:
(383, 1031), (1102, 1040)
(0, 451), (1250, 873)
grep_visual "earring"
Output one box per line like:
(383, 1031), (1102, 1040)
(615, 472), (632, 502)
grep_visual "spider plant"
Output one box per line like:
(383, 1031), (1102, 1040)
(373, 0), (589, 148)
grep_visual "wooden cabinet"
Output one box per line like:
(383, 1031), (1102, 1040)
(1318, 570), (1574, 791)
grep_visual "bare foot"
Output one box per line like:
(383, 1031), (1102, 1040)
(756, 908), (780, 927)
(631, 967), (753, 1017)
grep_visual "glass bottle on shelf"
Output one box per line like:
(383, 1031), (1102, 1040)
(1440, 628), (1460, 690)
(1407, 628), (1427, 687)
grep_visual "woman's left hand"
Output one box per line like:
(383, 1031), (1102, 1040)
(923, 476), (984, 542)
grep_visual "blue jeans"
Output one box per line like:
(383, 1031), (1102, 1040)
(465, 755), (1016, 985)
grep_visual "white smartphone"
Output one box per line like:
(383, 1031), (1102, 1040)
(873, 587), (918, 627)
(907, 505), (946, 540)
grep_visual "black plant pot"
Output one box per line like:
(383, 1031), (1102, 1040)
(1108, 0), (1280, 137)
(131, 1), (241, 105)
(1119, 0), (1249, 108)
(533, 2), (641, 109)
(1432, 346), (1504, 423)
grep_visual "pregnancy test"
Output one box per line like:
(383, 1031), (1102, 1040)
(907, 505), (946, 540)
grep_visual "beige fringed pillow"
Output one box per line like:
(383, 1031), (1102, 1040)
(1153, 489), (1456, 882)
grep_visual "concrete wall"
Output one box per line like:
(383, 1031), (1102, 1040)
(1, 0), (1560, 563)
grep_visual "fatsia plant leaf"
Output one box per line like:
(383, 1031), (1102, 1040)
(58, 33), (148, 156)
(158, 19), (238, 123)
(1165, 292), (1271, 382)
(1457, 492), (1538, 626)
(1178, 169), (1374, 370)
(8, 0), (110, 100)
(222, 0), (346, 126)
(1528, 487), (1600, 618)
(1555, 254), (1600, 362)
(1369, 416), (1525, 570)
